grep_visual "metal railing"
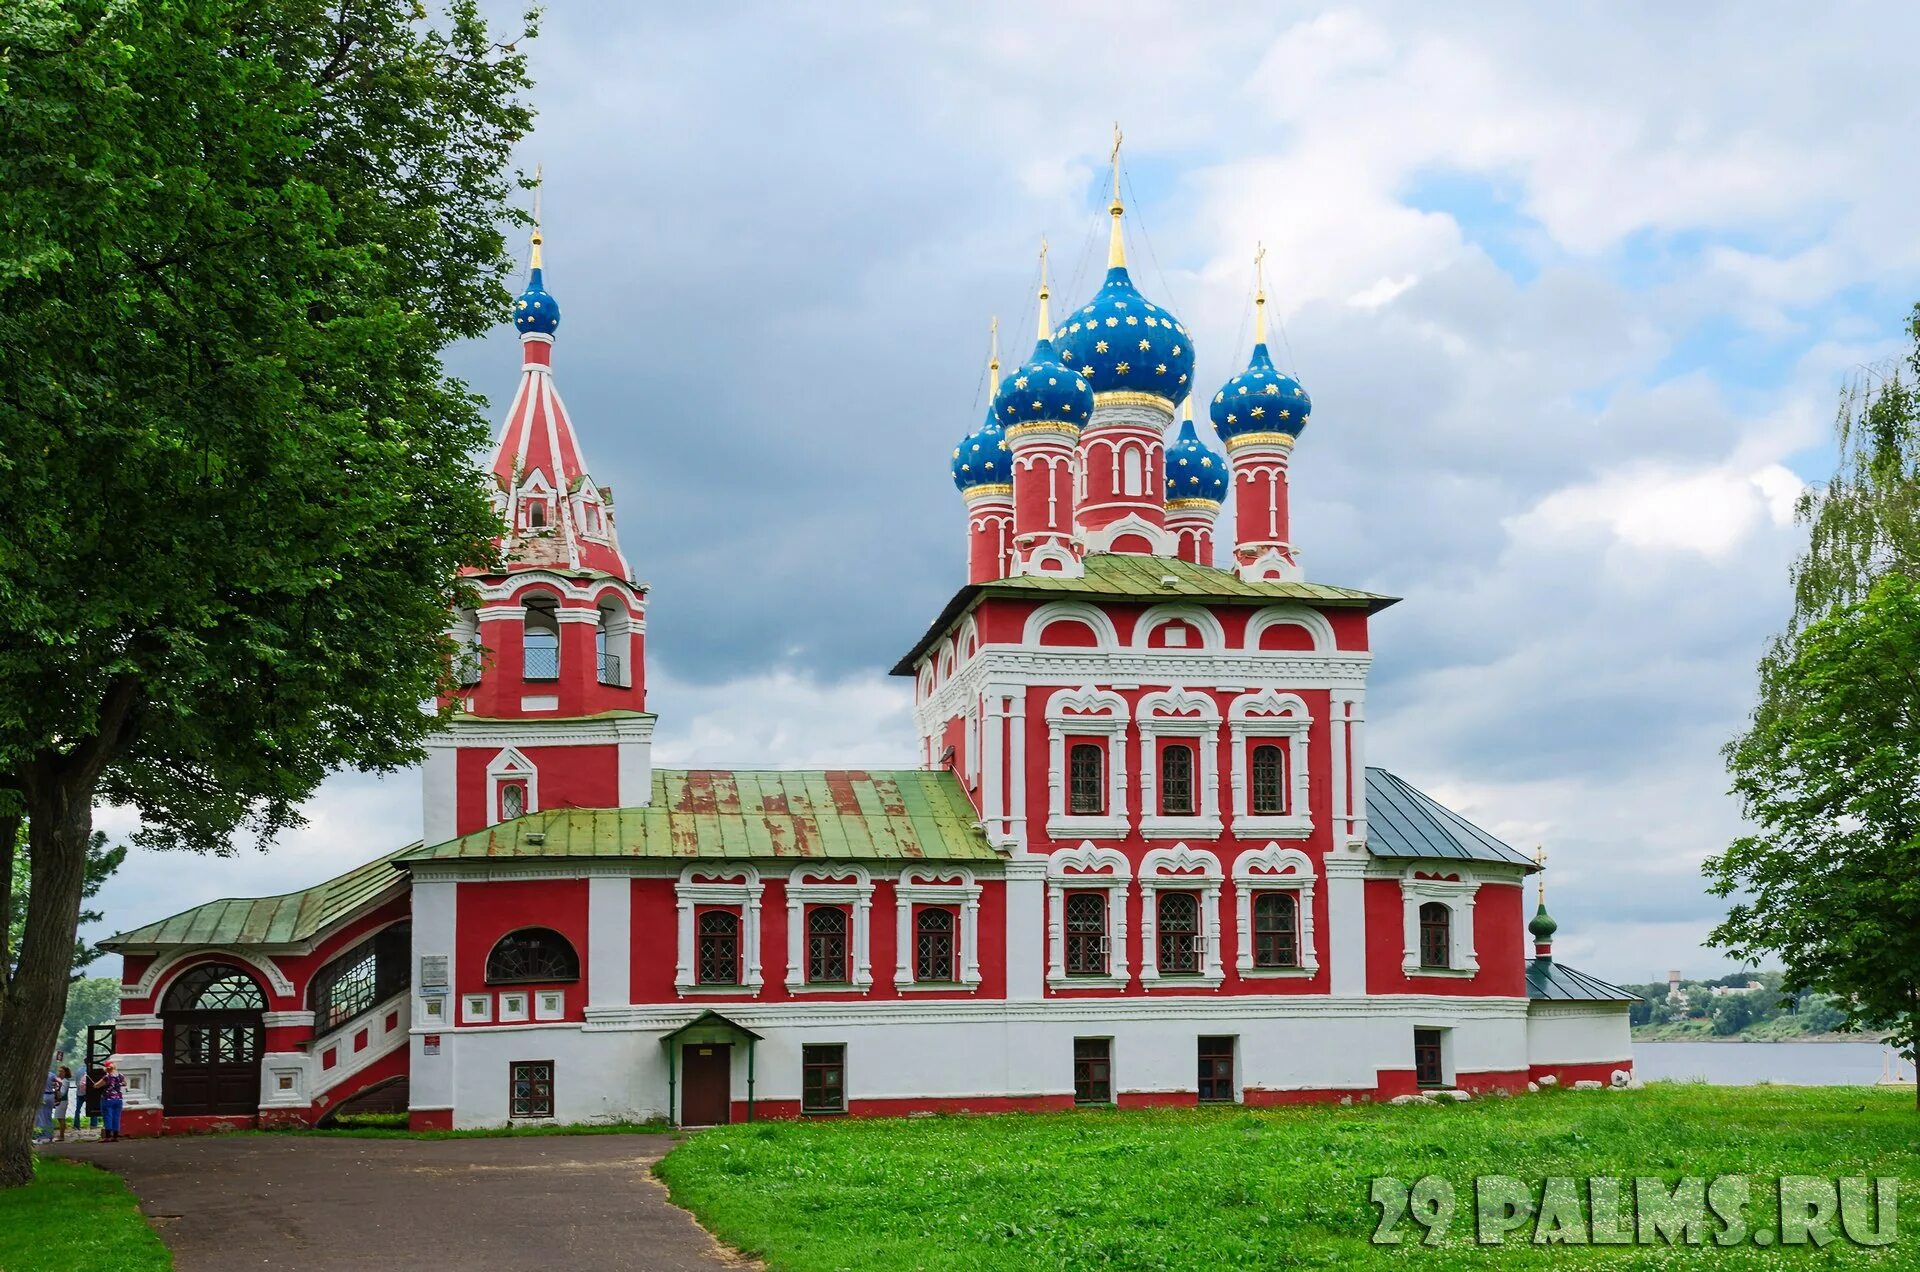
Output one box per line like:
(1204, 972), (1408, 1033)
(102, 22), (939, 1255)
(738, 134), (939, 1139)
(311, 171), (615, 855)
(522, 644), (560, 681)
(597, 652), (622, 686)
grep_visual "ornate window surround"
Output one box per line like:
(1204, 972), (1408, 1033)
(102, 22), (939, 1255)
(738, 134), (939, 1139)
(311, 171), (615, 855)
(675, 865), (764, 995)
(1227, 690), (1313, 838)
(1138, 844), (1224, 989)
(893, 866), (982, 991)
(1400, 866), (1479, 976)
(487, 747), (539, 827)
(1045, 686), (1130, 839)
(1232, 843), (1319, 977)
(1046, 843), (1132, 990)
(1136, 687), (1223, 839)
(785, 864), (874, 994)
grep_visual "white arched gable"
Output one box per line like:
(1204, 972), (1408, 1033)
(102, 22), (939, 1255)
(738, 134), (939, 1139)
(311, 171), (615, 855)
(1232, 842), (1320, 975)
(1047, 841), (1131, 880)
(1244, 604), (1338, 653)
(1130, 603), (1228, 652)
(138, 947), (295, 1001)
(1138, 685), (1222, 723)
(1022, 601), (1121, 650)
(956, 613), (981, 661)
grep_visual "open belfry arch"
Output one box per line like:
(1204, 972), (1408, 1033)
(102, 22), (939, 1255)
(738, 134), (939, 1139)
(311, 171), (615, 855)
(102, 150), (1630, 1135)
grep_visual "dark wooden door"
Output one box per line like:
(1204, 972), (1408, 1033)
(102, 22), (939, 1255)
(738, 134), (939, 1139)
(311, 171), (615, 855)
(164, 1013), (263, 1116)
(681, 1043), (731, 1126)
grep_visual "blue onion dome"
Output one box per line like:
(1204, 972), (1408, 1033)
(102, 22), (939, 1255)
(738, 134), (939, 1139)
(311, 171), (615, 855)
(513, 231), (560, 335)
(952, 417), (1011, 493)
(1051, 201), (1194, 409)
(1211, 286), (1310, 447)
(1164, 408), (1227, 507)
(992, 337), (1092, 432)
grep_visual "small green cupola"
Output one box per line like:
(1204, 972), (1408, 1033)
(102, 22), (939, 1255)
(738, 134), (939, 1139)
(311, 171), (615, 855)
(1529, 902), (1558, 957)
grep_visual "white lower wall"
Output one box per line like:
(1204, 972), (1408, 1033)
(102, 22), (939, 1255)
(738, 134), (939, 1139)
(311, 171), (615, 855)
(1526, 1002), (1633, 1068)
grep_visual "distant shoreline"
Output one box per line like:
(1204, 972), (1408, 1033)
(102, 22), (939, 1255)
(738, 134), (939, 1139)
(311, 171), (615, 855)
(1633, 1031), (1890, 1045)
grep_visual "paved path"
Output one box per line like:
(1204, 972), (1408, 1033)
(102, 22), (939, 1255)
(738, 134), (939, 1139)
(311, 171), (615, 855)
(54, 1133), (757, 1271)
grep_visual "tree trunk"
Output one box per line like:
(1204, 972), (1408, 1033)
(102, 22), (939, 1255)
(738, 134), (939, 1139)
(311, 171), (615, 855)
(0, 779), (96, 1186)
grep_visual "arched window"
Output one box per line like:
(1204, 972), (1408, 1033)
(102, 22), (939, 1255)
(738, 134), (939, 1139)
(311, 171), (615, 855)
(1160, 744), (1196, 816)
(1251, 744), (1286, 815)
(696, 911), (740, 985)
(164, 963), (267, 1012)
(484, 928), (579, 984)
(1252, 893), (1299, 969)
(453, 608), (484, 687)
(500, 782), (526, 820)
(522, 599), (560, 681)
(1069, 744), (1104, 815)
(914, 908), (956, 983)
(806, 907), (849, 984)
(310, 923), (411, 1030)
(1064, 892), (1108, 975)
(1418, 902), (1452, 970)
(1156, 891), (1201, 975)
(1121, 446), (1145, 496)
(527, 499), (547, 530)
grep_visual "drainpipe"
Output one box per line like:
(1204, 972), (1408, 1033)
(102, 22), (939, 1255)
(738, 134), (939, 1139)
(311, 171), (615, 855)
(746, 1039), (756, 1123)
(667, 1045), (677, 1128)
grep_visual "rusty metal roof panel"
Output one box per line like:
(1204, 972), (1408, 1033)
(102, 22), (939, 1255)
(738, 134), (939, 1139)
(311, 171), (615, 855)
(102, 844), (416, 952)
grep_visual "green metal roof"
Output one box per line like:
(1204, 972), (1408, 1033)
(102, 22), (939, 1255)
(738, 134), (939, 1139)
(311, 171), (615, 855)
(1365, 768), (1537, 869)
(1528, 958), (1637, 1003)
(400, 769), (1000, 863)
(100, 843), (416, 952)
(892, 554), (1399, 674)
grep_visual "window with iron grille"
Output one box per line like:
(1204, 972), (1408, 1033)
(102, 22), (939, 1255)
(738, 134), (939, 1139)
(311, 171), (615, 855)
(1073, 1038), (1112, 1105)
(1156, 891), (1202, 974)
(310, 924), (411, 1031)
(802, 1043), (845, 1113)
(1064, 892), (1108, 976)
(1251, 743), (1287, 814)
(1068, 743), (1105, 815)
(522, 602), (560, 681)
(1198, 1036), (1235, 1103)
(806, 907), (849, 984)
(696, 910), (740, 985)
(1252, 892), (1300, 969)
(914, 907), (956, 982)
(1418, 902), (1452, 969)
(485, 928), (580, 984)
(1414, 1029), (1445, 1088)
(1159, 744), (1196, 815)
(510, 1060), (554, 1117)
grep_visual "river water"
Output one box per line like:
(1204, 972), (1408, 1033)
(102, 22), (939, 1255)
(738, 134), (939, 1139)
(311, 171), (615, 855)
(1634, 1040), (1906, 1086)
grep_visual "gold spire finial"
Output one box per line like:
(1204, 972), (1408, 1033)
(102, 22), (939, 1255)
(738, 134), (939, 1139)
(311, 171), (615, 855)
(1107, 124), (1127, 269)
(1534, 845), (1548, 902)
(1253, 242), (1268, 345)
(988, 316), (1001, 396)
(1181, 395), (1194, 424)
(530, 163), (545, 269)
(1037, 237), (1053, 338)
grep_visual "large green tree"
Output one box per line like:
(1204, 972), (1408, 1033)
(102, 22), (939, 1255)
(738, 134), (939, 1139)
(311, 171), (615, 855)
(0, 0), (533, 1183)
(1708, 575), (1920, 1104)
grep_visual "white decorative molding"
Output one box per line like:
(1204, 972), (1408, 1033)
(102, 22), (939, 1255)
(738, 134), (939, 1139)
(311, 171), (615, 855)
(535, 990), (565, 1021)
(1079, 513), (1177, 557)
(893, 866), (983, 989)
(486, 746), (539, 825)
(128, 947), (296, 1001)
(1244, 605), (1337, 654)
(1010, 539), (1084, 578)
(1128, 604), (1228, 652)
(1232, 844), (1319, 976)
(1021, 600), (1122, 649)
(1045, 842), (1132, 990)
(1400, 866), (1480, 976)
(499, 991), (530, 1023)
(261, 1010), (316, 1028)
(1044, 685), (1131, 838)
(462, 993), (492, 1023)
(784, 864), (875, 993)
(1227, 688), (1314, 838)
(1136, 686), (1224, 838)
(1137, 844), (1224, 989)
(675, 864), (764, 994)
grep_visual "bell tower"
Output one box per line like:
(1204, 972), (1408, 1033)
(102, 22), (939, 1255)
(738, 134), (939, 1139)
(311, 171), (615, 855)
(421, 214), (655, 845)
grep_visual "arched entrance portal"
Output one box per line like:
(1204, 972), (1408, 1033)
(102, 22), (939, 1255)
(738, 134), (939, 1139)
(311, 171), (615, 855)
(162, 963), (267, 1117)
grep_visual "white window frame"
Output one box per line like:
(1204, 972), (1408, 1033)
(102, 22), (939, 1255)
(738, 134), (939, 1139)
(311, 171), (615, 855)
(1046, 686), (1130, 838)
(1232, 843), (1319, 977)
(675, 865), (764, 994)
(893, 867), (982, 991)
(1400, 867), (1479, 976)
(786, 865), (875, 994)
(1138, 844), (1224, 989)
(461, 993), (492, 1024)
(498, 990), (529, 1023)
(534, 989), (564, 1021)
(1137, 687), (1223, 838)
(487, 747), (539, 827)
(1228, 689), (1313, 838)
(1046, 842), (1131, 990)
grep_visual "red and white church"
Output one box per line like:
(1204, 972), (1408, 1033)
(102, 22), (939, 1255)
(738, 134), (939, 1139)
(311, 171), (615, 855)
(99, 179), (1632, 1136)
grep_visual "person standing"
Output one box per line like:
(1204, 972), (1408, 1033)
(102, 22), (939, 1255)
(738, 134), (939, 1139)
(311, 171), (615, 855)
(54, 1066), (74, 1141)
(99, 1060), (125, 1142)
(34, 1066), (59, 1144)
(83, 1060), (105, 1131)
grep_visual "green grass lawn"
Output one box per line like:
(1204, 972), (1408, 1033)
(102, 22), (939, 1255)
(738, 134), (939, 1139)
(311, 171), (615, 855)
(0, 1159), (170, 1272)
(657, 1085), (1920, 1269)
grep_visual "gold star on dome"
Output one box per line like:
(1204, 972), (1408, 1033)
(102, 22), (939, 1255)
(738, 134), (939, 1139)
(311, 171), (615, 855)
(1264, 384), (1279, 395)
(1082, 306), (1094, 315)
(952, 448), (961, 459)
(1145, 316), (1158, 327)
(1178, 374), (1187, 383)
(1095, 340), (1109, 353)
(1125, 316), (1138, 326)
(1176, 457), (1188, 467)
(1070, 323), (1082, 334)
(1156, 363), (1168, 374)
(1237, 386), (1249, 395)
(1105, 317), (1119, 327)
(1200, 457), (1212, 468)
(1115, 301), (1128, 309)
(517, 301), (528, 309)
(1014, 376), (1029, 390)
(1251, 406), (1265, 418)
(1176, 324), (1187, 336)
(1116, 361), (1131, 373)
(1278, 409), (1290, 419)
(1138, 339), (1151, 351)
(1171, 345), (1182, 356)
(1226, 413), (1236, 424)
(1190, 475), (1200, 486)
(1075, 379), (1087, 391)
(1215, 392), (1225, 404)
(1031, 400), (1043, 411)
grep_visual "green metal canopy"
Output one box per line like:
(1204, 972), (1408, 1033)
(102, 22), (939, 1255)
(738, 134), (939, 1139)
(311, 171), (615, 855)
(1364, 768), (1537, 869)
(1528, 958), (1637, 1003)
(892, 554), (1399, 674)
(401, 768), (1000, 863)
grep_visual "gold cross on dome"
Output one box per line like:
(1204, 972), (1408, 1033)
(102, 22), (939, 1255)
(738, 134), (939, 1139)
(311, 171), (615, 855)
(1534, 845), (1548, 900)
(1110, 122), (1124, 199)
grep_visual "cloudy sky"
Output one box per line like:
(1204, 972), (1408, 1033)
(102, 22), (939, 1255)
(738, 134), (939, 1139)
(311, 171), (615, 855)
(90, 2), (1920, 983)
